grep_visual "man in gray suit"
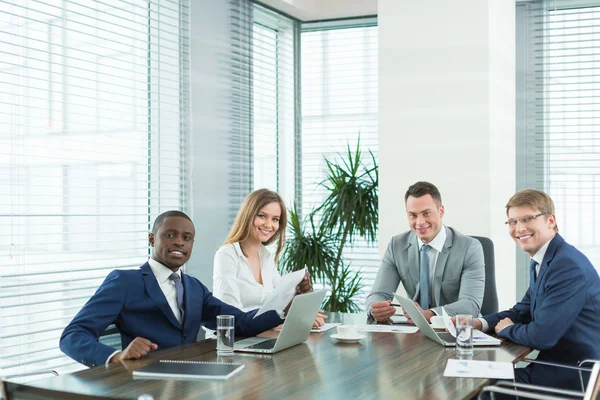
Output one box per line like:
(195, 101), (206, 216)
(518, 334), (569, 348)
(366, 181), (485, 323)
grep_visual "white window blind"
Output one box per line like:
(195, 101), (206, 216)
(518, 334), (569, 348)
(301, 18), (379, 306)
(251, 4), (297, 201)
(226, 1), (296, 218)
(520, 0), (600, 272)
(0, 0), (189, 376)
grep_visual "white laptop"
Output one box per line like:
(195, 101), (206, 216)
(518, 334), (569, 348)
(234, 290), (326, 354)
(394, 294), (501, 347)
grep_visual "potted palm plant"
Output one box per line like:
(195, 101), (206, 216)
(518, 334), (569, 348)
(279, 138), (378, 312)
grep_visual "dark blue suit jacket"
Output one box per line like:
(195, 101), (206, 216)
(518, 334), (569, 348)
(59, 262), (283, 367)
(484, 234), (600, 389)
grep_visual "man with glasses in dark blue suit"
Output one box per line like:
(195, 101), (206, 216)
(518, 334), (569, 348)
(475, 189), (600, 392)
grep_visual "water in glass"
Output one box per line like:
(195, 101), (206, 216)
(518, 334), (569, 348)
(217, 326), (234, 355)
(455, 316), (473, 356)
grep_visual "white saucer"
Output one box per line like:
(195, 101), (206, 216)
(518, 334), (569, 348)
(331, 333), (366, 343)
(430, 324), (446, 330)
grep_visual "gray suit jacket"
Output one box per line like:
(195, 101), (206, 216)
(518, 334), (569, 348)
(366, 227), (485, 316)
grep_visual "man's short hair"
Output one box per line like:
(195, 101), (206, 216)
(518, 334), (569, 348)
(151, 210), (193, 235)
(405, 181), (442, 207)
(505, 189), (558, 232)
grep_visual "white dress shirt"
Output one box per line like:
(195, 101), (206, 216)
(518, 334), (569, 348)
(213, 242), (281, 312)
(478, 237), (552, 332)
(105, 258), (182, 365)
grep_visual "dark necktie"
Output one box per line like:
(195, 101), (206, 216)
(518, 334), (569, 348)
(529, 259), (538, 295)
(169, 272), (185, 321)
(420, 244), (431, 309)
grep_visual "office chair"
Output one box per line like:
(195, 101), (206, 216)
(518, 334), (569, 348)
(477, 359), (600, 400)
(471, 236), (499, 315)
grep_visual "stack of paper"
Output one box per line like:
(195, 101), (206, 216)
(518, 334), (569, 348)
(443, 359), (515, 379)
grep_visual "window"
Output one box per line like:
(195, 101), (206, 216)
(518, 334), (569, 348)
(0, 0), (189, 375)
(252, 5), (297, 199)
(301, 18), (379, 305)
(518, 0), (600, 276)
(225, 1), (297, 222)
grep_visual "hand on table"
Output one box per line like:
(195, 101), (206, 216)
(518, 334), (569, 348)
(495, 317), (514, 334)
(313, 310), (328, 328)
(370, 300), (396, 323)
(109, 337), (157, 363)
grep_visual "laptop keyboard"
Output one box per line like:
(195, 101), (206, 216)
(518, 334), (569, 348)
(246, 338), (277, 350)
(437, 332), (456, 343)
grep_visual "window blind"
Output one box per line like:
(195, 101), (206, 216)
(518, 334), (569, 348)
(520, 0), (600, 273)
(226, 1), (297, 219)
(252, 5), (297, 198)
(0, 0), (189, 376)
(301, 18), (379, 306)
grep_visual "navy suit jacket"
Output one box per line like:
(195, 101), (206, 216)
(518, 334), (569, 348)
(484, 234), (600, 389)
(60, 263), (283, 367)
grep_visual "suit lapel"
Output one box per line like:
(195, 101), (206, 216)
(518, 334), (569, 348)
(433, 228), (453, 307)
(407, 235), (420, 301)
(181, 272), (195, 329)
(531, 234), (563, 315)
(141, 263), (182, 329)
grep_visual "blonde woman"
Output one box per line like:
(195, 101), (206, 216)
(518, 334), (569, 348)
(213, 189), (325, 327)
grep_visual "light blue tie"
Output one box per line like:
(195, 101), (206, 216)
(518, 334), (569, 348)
(420, 244), (431, 310)
(169, 272), (185, 321)
(529, 259), (538, 295)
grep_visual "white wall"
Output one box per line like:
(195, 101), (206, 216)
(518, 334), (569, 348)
(379, 0), (517, 310)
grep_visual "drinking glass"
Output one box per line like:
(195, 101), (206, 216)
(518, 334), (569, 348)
(216, 315), (235, 355)
(455, 314), (473, 357)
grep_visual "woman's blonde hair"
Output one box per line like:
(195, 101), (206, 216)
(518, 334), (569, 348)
(223, 189), (287, 261)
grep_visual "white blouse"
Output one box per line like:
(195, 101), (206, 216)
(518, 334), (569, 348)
(213, 242), (282, 312)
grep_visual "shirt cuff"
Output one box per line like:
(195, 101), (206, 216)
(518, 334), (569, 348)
(477, 317), (489, 332)
(277, 310), (286, 319)
(105, 350), (120, 367)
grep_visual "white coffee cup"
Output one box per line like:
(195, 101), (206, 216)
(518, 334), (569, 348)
(430, 315), (446, 329)
(337, 325), (359, 338)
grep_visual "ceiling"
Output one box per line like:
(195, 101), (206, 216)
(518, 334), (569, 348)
(256, 0), (377, 21)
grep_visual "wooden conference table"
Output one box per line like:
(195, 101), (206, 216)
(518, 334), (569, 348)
(14, 313), (530, 400)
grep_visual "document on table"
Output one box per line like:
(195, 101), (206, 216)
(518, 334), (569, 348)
(275, 322), (341, 333)
(255, 268), (306, 317)
(443, 359), (515, 379)
(357, 325), (419, 334)
(311, 322), (340, 333)
(442, 307), (500, 345)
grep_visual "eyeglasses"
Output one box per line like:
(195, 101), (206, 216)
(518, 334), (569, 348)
(505, 213), (547, 227)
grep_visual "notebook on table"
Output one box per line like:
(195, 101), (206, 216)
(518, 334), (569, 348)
(133, 360), (244, 380)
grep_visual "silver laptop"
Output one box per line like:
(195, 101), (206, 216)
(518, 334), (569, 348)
(394, 294), (501, 347)
(234, 290), (326, 354)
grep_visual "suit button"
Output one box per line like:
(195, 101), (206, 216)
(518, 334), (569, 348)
(183, 334), (187, 339)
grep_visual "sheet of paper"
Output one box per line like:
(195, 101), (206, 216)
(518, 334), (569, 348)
(442, 307), (457, 337)
(473, 331), (502, 345)
(357, 325), (419, 334)
(311, 322), (341, 333)
(443, 359), (515, 379)
(254, 268), (306, 318)
(274, 322), (341, 333)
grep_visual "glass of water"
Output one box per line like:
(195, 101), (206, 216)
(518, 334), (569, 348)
(455, 314), (473, 357)
(216, 315), (235, 355)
